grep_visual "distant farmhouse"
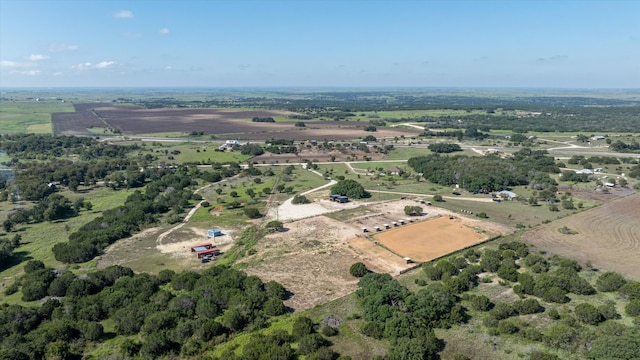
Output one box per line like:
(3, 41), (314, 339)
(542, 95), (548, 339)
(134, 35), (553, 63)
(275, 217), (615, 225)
(497, 190), (518, 200)
(591, 135), (606, 141)
(218, 140), (240, 151)
(388, 166), (404, 175)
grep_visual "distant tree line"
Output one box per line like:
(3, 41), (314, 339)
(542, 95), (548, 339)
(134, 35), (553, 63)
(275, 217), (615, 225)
(252, 117), (275, 122)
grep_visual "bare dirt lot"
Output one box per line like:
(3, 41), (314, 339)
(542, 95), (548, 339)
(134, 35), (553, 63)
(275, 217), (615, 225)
(242, 200), (510, 311)
(52, 104), (421, 140)
(522, 193), (640, 279)
(375, 216), (490, 262)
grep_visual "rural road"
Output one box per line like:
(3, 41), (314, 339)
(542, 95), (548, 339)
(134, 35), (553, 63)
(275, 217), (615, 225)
(268, 168), (340, 221)
(156, 176), (237, 246)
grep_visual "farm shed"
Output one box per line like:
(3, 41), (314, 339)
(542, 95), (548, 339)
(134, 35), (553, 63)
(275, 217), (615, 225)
(190, 242), (213, 252)
(196, 247), (220, 259)
(497, 190), (518, 200)
(207, 229), (223, 237)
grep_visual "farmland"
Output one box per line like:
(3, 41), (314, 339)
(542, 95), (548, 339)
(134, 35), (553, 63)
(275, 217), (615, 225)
(522, 192), (640, 279)
(51, 103), (422, 140)
(1, 88), (639, 360)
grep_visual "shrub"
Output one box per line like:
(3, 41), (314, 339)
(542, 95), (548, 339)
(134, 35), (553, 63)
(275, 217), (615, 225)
(513, 298), (543, 315)
(598, 302), (618, 320)
(432, 194), (443, 202)
(497, 319), (518, 334)
(491, 302), (515, 320)
(349, 262), (368, 278)
(360, 321), (383, 339)
(596, 271), (627, 292)
(625, 299), (640, 316)
(243, 207), (262, 219)
(619, 281), (640, 300)
(469, 295), (492, 311)
(575, 302), (603, 325)
(292, 194), (311, 204)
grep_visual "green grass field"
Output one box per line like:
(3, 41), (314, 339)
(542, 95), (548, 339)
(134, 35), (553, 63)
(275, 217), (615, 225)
(0, 99), (74, 133)
(0, 186), (131, 304)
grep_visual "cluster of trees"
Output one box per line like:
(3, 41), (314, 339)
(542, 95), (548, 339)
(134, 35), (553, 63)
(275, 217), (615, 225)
(0, 134), (97, 160)
(427, 143), (462, 153)
(356, 272), (465, 359)
(213, 316), (340, 360)
(239, 143), (265, 156)
(433, 241), (640, 359)
(0, 236), (18, 267)
(3, 193), (90, 232)
(421, 128), (489, 141)
(403, 205), (423, 216)
(331, 179), (369, 199)
(265, 145), (298, 154)
(52, 171), (198, 263)
(0, 264), (289, 359)
(408, 149), (559, 192)
(252, 117), (275, 122)
(568, 155), (621, 165)
(609, 140), (640, 153)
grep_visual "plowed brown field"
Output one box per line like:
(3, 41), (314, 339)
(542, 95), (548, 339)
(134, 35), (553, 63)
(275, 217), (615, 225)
(522, 193), (640, 279)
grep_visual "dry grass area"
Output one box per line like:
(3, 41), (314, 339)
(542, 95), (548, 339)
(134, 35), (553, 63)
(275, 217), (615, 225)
(97, 225), (237, 273)
(241, 200), (511, 311)
(240, 216), (369, 311)
(375, 216), (492, 262)
(522, 192), (640, 279)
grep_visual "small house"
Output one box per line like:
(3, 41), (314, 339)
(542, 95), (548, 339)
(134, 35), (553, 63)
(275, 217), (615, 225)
(388, 166), (404, 175)
(591, 135), (606, 141)
(497, 190), (518, 200)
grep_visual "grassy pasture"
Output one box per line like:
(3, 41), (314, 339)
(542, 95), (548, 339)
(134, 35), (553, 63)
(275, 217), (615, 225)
(0, 186), (131, 304)
(0, 100), (73, 133)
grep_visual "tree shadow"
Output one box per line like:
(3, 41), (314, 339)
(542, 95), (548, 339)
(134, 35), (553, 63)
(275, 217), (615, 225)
(0, 251), (32, 271)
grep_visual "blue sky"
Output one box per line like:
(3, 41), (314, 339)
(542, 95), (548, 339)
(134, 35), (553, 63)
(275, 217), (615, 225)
(1, 0), (639, 88)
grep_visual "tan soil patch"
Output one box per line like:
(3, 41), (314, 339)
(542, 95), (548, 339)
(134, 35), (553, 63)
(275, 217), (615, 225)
(348, 237), (413, 274)
(375, 216), (490, 262)
(522, 192), (640, 279)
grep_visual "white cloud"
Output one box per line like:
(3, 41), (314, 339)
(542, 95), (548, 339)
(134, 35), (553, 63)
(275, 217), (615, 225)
(0, 60), (28, 68)
(72, 61), (116, 70)
(159, 28), (170, 35)
(113, 10), (134, 18)
(16, 70), (41, 76)
(29, 54), (49, 61)
(49, 43), (79, 52)
(53, 72), (63, 77)
(164, 66), (173, 70)
(95, 61), (115, 69)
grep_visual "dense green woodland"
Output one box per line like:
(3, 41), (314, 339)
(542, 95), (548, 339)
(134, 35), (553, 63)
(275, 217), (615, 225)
(2, 240), (639, 359)
(1, 264), (292, 359)
(408, 149), (559, 193)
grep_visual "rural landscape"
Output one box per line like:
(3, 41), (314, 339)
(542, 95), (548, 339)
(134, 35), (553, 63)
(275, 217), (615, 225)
(1, 88), (639, 359)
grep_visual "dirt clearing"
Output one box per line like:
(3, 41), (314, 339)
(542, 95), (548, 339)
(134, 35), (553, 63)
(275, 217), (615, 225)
(375, 216), (491, 262)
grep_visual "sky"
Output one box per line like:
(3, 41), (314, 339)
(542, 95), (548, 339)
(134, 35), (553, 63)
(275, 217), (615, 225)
(1, 0), (639, 88)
